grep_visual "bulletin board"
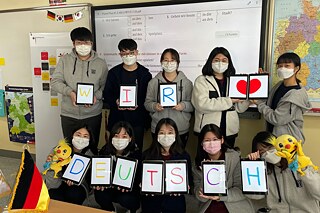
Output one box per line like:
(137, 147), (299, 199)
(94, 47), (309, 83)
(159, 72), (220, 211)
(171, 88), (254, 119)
(0, 4), (91, 164)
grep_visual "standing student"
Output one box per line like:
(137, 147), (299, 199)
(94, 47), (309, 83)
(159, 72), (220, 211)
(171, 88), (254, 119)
(51, 27), (108, 147)
(94, 121), (141, 213)
(193, 124), (255, 213)
(47, 125), (98, 205)
(247, 131), (320, 212)
(103, 39), (152, 151)
(141, 118), (193, 213)
(252, 52), (311, 143)
(144, 48), (193, 147)
(191, 47), (250, 148)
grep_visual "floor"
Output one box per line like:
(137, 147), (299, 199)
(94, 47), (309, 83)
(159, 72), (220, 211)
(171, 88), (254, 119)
(0, 156), (200, 212)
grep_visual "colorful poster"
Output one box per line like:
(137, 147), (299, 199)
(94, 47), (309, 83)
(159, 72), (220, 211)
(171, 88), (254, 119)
(5, 86), (35, 143)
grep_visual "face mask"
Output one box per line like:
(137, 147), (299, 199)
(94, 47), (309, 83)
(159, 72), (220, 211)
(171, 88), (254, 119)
(202, 140), (221, 155)
(262, 149), (281, 164)
(158, 134), (175, 148)
(72, 136), (90, 150)
(212, 62), (228, 73)
(277, 67), (295, 79)
(122, 55), (137, 66)
(112, 138), (130, 151)
(75, 45), (92, 57)
(162, 61), (177, 73)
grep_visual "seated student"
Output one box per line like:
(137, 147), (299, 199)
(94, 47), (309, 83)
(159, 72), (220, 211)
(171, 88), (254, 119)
(193, 124), (255, 213)
(94, 121), (141, 213)
(47, 125), (98, 205)
(247, 131), (320, 213)
(141, 118), (193, 213)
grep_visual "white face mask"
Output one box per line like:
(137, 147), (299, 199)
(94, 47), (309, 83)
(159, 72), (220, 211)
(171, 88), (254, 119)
(112, 138), (130, 151)
(122, 55), (137, 66)
(212, 62), (228, 73)
(72, 136), (90, 150)
(75, 44), (92, 57)
(262, 149), (281, 164)
(162, 61), (177, 73)
(277, 67), (295, 79)
(157, 134), (175, 148)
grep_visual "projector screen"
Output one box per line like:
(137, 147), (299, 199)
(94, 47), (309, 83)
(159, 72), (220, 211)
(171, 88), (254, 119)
(92, 0), (266, 83)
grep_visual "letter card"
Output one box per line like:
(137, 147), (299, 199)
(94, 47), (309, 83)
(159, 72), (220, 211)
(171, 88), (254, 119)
(159, 83), (177, 107)
(165, 160), (189, 194)
(112, 156), (138, 191)
(119, 85), (137, 108)
(62, 153), (91, 185)
(141, 160), (164, 194)
(91, 156), (113, 186)
(202, 160), (227, 196)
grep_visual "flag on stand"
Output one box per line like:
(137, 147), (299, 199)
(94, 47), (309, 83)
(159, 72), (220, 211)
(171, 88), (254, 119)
(8, 149), (50, 212)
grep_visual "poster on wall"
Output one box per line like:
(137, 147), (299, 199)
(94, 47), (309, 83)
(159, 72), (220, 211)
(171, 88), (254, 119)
(30, 32), (73, 170)
(5, 86), (35, 144)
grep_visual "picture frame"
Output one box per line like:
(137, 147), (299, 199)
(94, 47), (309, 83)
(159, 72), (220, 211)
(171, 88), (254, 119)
(62, 153), (91, 186)
(164, 160), (189, 194)
(240, 158), (268, 195)
(112, 156), (138, 191)
(201, 160), (227, 196)
(76, 83), (94, 105)
(159, 83), (178, 107)
(90, 156), (113, 187)
(248, 73), (269, 99)
(119, 84), (137, 108)
(141, 160), (164, 194)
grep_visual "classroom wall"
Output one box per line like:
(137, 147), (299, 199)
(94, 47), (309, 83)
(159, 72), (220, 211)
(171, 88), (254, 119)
(1, 0), (319, 166)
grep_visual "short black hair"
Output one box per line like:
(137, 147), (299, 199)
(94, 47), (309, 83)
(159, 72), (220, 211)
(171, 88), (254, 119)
(118, 39), (137, 51)
(144, 118), (184, 160)
(276, 52), (301, 71)
(70, 27), (93, 42)
(100, 121), (137, 155)
(195, 124), (228, 169)
(251, 131), (275, 152)
(202, 47), (236, 77)
(160, 48), (180, 64)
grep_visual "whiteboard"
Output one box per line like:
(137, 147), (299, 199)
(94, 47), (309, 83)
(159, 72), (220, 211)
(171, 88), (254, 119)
(93, 0), (266, 83)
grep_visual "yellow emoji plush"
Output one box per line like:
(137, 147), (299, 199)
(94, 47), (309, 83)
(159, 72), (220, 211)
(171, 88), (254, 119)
(269, 134), (318, 176)
(42, 139), (72, 178)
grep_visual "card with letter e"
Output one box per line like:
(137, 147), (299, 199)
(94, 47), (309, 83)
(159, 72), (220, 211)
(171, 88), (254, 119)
(165, 160), (188, 194)
(76, 83), (94, 105)
(201, 160), (227, 196)
(159, 83), (178, 107)
(91, 156), (113, 186)
(240, 159), (267, 194)
(119, 85), (137, 108)
(62, 153), (91, 185)
(112, 156), (138, 191)
(141, 160), (164, 194)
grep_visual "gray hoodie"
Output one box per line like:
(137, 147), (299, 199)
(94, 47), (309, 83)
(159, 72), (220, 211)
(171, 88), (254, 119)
(257, 81), (311, 143)
(144, 71), (193, 134)
(51, 49), (108, 119)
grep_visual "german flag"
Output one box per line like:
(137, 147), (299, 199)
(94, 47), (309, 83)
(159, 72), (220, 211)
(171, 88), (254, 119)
(64, 14), (73, 23)
(47, 11), (55, 21)
(8, 149), (50, 212)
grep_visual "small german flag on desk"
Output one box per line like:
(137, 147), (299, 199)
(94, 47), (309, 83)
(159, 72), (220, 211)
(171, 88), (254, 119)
(8, 149), (50, 212)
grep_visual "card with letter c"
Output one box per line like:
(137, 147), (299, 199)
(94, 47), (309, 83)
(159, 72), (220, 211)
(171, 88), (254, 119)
(201, 160), (227, 196)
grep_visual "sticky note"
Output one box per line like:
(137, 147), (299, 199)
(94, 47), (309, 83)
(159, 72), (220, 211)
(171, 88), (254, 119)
(0, 58), (5, 66)
(42, 72), (50, 81)
(34, 67), (41, 76)
(51, 98), (58, 106)
(41, 52), (49, 60)
(49, 57), (57, 66)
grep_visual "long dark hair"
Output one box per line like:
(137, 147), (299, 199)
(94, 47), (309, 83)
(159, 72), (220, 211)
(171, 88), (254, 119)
(195, 124), (228, 169)
(276, 52), (301, 83)
(202, 47), (236, 77)
(70, 124), (98, 155)
(144, 118), (184, 160)
(251, 131), (288, 173)
(100, 121), (137, 156)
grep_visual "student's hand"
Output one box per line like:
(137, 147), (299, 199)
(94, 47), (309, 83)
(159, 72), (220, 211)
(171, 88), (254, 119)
(117, 187), (129, 192)
(251, 99), (258, 105)
(170, 193), (181, 196)
(84, 96), (97, 108)
(258, 68), (269, 75)
(127, 105), (138, 111)
(172, 103), (184, 111)
(70, 91), (77, 107)
(145, 193), (155, 197)
(231, 99), (240, 103)
(155, 103), (164, 112)
(199, 188), (220, 201)
(66, 180), (74, 186)
(46, 153), (54, 162)
(247, 150), (260, 160)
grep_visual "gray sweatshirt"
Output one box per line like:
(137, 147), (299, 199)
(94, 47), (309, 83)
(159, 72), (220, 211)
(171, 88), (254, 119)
(144, 71), (193, 134)
(51, 49), (108, 119)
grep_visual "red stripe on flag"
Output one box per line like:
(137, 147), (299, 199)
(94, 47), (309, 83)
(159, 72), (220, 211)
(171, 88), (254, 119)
(22, 165), (43, 209)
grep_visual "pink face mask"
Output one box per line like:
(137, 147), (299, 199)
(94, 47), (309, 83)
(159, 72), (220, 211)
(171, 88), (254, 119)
(202, 140), (221, 155)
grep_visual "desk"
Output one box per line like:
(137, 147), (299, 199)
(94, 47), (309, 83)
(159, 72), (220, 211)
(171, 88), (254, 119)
(49, 200), (110, 213)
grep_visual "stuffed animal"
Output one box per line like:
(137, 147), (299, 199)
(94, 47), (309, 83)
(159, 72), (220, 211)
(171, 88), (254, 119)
(42, 139), (72, 178)
(269, 134), (318, 176)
